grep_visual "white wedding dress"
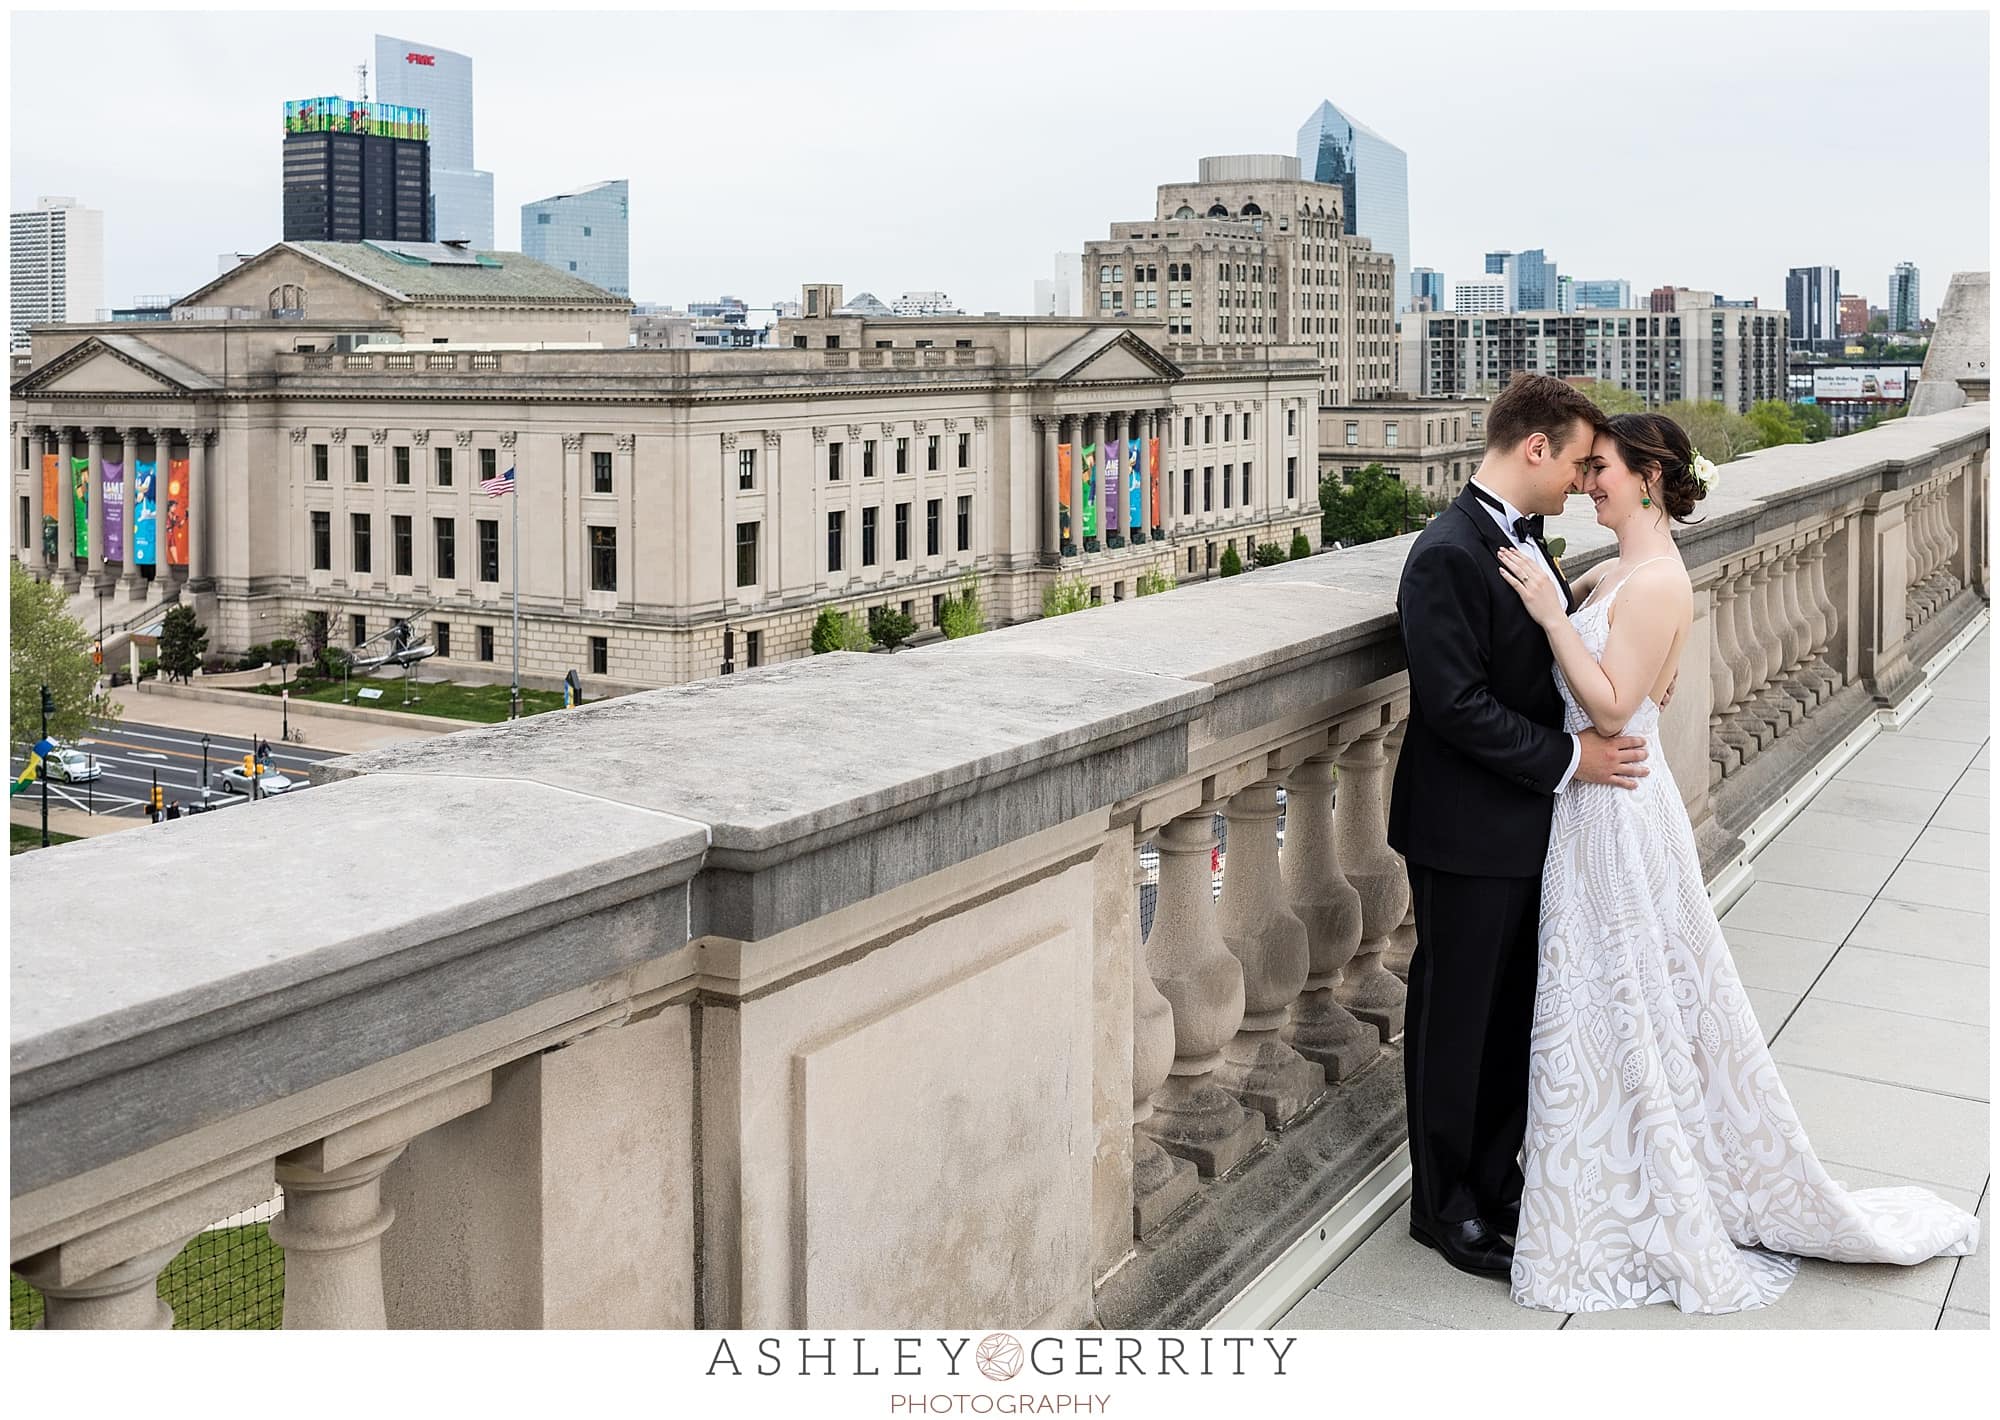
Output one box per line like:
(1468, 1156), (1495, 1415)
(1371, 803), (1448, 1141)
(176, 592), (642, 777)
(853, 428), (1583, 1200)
(1510, 560), (1981, 1314)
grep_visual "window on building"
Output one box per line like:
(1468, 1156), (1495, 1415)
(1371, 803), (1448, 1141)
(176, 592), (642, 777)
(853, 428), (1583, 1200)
(313, 444), (328, 481)
(352, 445), (368, 483)
(1286, 456), (1297, 500)
(745, 629), (762, 668)
(932, 593), (945, 627)
(592, 450), (612, 494)
(1203, 467), (1214, 512)
(1183, 416), (1193, 445)
(568, 262), (577, 272)
(1287, 407), (1297, 437)
(351, 614), (367, 648)
(16, 495), (26, 550)
(434, 517), (456, 579)
(1242, 463), (1252, 504)
(351, 513), (372, 573)
(392, 514), (412, 576)
(436, 446), (453, 486)
(793, 335), (808, 350)
(957, 431), (970, 468)
(896, 437), (909, 474)
(537, 213), (552, 225)
(1223, 413), (1233, 442)
(590, 635), (607, 675)
(956, 495), (971, 551)
(433, 621), (451, 659)
(582, 225), (592, 238)
(1222, 465), (1233, 509)
(394, 445), (410, 485)
(478, 624), (495, 662)
(827, 510), (844, 572)
(863, 440), (876, 478)
(478, 518), (499, 582)
(589, 526), (617, 592)
(739, 447), (756, 490)
(926, 498), (941, 556)
(825, 335), (840, 350)
(1345, 421), (1359, 446)
(311, 510), (331, 570)
(862, 505), (879, 566)
(480, 448), (497, 482)
(895, 502), (910, 561)
(1203, 415), (1213, 443)
(1385, 423), (1400, 448)
(828, 441), (842, 482)
(1182, 468), (1193, 516)
(927, 435), (940, 471)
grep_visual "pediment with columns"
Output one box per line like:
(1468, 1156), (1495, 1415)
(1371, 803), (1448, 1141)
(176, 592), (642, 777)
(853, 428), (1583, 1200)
(11, 334), (222, 400)
(1032, 328), (1184, 387)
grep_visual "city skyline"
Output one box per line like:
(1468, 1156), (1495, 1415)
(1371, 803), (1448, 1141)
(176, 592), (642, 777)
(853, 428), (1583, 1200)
(8, 9), (1986, 318)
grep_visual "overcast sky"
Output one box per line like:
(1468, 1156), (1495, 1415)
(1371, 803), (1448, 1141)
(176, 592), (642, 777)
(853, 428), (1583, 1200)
(9, 7), (1989, 318)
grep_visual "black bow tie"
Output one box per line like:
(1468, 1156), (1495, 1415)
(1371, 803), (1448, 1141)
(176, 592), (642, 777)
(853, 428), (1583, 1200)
(1513, 513), (1545, 544)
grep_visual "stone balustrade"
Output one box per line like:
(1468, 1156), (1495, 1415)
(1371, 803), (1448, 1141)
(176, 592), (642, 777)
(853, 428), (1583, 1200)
(9, 404), (1988, 1329)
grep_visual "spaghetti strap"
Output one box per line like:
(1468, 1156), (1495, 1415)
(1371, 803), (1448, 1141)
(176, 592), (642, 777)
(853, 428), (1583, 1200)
(1586, 554), (1682, 612)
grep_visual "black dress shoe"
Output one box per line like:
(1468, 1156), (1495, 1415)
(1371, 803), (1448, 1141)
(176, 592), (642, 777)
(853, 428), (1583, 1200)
(1488, 1200), (1521, 1239)
(1408, 1216), (1513, 1278)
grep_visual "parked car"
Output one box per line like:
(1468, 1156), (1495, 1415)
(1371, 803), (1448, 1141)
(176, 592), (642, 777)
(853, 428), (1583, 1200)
(45, 745), (103, 783)
(217, 766), (297, 796)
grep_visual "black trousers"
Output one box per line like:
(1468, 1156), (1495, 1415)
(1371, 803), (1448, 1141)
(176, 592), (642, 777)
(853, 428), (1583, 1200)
(1403, 864), (1541, 1229)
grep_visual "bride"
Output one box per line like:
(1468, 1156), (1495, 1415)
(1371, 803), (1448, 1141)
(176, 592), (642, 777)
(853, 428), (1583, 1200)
(1492, 411), (1981, 1314)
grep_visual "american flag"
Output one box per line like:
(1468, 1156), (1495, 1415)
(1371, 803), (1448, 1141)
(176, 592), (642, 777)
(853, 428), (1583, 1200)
(481, 465), (516, 498)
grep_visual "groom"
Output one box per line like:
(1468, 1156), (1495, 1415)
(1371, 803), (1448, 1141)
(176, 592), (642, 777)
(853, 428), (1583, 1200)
(1387, 374), (1651, 1279)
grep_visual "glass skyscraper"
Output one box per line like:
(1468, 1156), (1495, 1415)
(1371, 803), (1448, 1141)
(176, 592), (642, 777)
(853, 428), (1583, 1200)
(1409, 267), (1445, 310)
(1572, 278), (1632, 310)
(522, 180), (630, 298)
(1887, 262), (1921, 332)
(375, 35), (494, 247)
(1486, 249), (1559, 311)
(1296, 100), (1409, 309)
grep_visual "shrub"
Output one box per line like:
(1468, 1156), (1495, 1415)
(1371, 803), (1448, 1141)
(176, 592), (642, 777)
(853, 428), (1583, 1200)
(316, 646), (353, 679)
(139, 657), (160, 681)
(1136, 567), (1177, 597)
(201, 656), (233, 676)
(867, 605), (917, 650)
(242, 642), (272, 666)
(1253, 543), (1289, 568)
(1041, 574), (1092, 618)
(811, 607), (871, 654)
(1219, 545), (1244, 578)
(939, 573), (986, 639)
(269, 637), (299, 664)
(1289, 531), (1312, 561)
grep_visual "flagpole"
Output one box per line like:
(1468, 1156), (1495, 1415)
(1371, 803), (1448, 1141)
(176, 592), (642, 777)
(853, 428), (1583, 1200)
(509, 458), (521, 721)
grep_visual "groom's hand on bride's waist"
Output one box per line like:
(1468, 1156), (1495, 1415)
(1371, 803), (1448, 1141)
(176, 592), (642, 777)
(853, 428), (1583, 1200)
(1574, 731), (1650, 790)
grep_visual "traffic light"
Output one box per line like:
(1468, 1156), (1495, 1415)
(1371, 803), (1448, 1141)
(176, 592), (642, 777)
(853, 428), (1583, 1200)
(150, 785), (165, 813)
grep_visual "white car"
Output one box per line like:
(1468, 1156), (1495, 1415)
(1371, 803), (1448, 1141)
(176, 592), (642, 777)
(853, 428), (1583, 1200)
(45, 745), (103, 783)
(217, 765), (297, 796)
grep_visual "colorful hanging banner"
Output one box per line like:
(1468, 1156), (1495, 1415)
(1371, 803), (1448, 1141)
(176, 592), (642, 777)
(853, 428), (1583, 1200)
(70, 458), (90, 558)
(41, 454), (59, 559)
(133, 460), (158, 565)
(102, 462), (124, 561)
(1057, 443), (1073, 548)
(1080, 444), (1098, 540)
(1148, 437), (1162, 530)
(166, 458), (189, 565)
(1102, 440), (1119, 536)
(1127, 437), (1142, 534)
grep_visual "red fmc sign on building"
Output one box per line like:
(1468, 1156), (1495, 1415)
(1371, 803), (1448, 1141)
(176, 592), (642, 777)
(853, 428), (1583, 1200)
(405, 52), (435, 65)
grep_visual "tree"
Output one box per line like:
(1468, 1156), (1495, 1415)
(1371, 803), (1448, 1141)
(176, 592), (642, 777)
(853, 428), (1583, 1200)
(1253, 543), (1289, 567)
(156, 604), (208, 684)
(10, 563), (120, 750)
(1136, 567), (1177, 596)
(1745, 400), (1806, 450)
(1575, 379), (1647, 416)
(810, 607), (870, 654)
(866, 605), (917, 650)
(1867, 314), (1888, 334)
(1788, 401), (1833, 443)
(939, 573), (986, 639)
(1219, 544), (1244, 577)
(1856, 405), (1909, 434)
(1288, 531), (1312, 561)
(1320, 464), (1429, 546)
(1658, 400), (1761, 465)
(1041, 574), (1092, 618)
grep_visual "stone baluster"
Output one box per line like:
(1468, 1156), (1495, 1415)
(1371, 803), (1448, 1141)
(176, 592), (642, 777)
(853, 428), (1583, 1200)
(85, 428), (106, 586)
(1797, 528), (1838, 701)
(1742, 559), (1796, 740)
(1214, 774), (1324, 1127)
(1131, 834), (1197, 1236)
(26, 425), (46, 574)
(1759, 557), (1806, 731)
(1773, 547), (1819, 714)
(1381, 719), (1418, 980)
(1908, 485), (1938, 623)
(1720, 564), (1770, 755)
(55, 426), (78, 589)
(14, 1239), (187, 1328)
(1708, 575), (1741, 784)
(1139, 805), (1266, 1178)
(1919, 484), (1948, 615)
(1331, 714), (1409, 1042)
(1280, 739), (1379, 1081)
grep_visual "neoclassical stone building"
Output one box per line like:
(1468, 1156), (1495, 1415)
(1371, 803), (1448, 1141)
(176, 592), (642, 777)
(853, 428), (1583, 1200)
(11, 241), (1320, 687)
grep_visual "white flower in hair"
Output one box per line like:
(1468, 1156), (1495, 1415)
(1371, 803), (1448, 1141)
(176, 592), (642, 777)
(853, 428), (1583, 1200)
(1689, 448), (1720, 492)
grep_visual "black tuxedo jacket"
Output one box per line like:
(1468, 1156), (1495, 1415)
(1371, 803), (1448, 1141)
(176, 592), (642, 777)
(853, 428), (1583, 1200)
(1387, 484), (1578, 879)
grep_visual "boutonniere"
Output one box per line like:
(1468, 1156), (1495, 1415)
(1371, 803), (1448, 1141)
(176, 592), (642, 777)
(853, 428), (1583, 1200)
(1544, 535), (1566, 570)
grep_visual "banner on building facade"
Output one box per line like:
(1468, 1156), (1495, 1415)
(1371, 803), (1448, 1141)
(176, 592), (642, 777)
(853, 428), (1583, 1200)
(102, 462), (124, 561)
(1080, 443), (1098, 539)
(166, 458), (189, 565)
(70, 458), (89, 558)
(1148, 437), (1161, 531)
(41, 454), (59, 559)
(134, 461), (158, 565)
(1102, 440), (1119, 536)
(1057, 444), (1073, 547)
(1127, 438), (1142, 534)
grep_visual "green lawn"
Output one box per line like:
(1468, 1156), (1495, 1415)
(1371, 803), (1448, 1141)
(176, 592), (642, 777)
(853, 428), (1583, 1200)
(247, 675), (567, 724)
(12, 1221), (284, 1329)
(9, 822), (79, 854)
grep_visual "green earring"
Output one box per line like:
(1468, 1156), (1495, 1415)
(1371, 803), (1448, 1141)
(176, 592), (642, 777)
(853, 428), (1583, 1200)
(1641, 496), (1652, 508)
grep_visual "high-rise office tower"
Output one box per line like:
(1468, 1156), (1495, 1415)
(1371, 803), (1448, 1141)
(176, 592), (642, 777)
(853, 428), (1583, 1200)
(1034, 252), (1083, 316)
(10, 196), (104, 350)
(522, 180), (630, 297)
(1296, 100), (1409, 309)
(1572, 278), (1632, 310)
(1485, 248), (1558, 311)
(1785, 265), (1841, 347)
(281, 97), (432, 243)
(1409, 267), (1445, 311)
(1451, 277), (1508, 313)
(374, 36), (494, 247)
(1887, 262), (1921, 332)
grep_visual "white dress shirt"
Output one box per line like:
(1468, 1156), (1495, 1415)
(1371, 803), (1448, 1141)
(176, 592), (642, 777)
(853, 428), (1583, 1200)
(1469, 478), (1581, 793)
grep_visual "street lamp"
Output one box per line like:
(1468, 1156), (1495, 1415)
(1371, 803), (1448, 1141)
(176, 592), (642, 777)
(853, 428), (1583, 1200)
(200, 733), (211, 799)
